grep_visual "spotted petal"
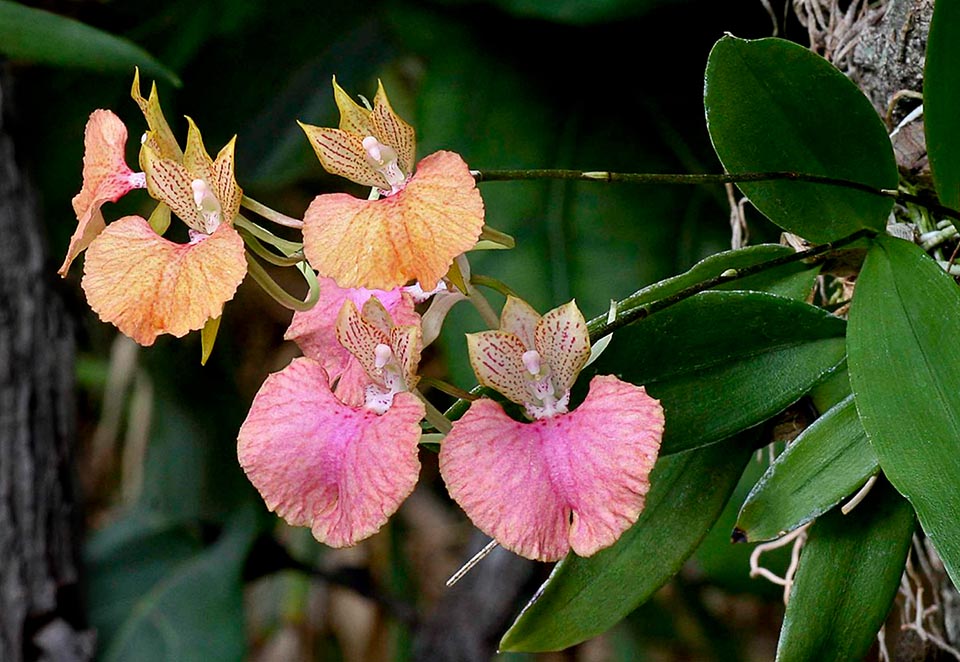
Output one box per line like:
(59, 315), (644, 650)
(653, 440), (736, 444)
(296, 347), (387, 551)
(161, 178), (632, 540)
(141, 143), (206, 232)
(303, 150), (484, 290)
(466, 330), (530, 407)
(372, 80), (416, 177)
(536, 299), (591, 394)
(499, 296), (540, 350)
(299, 123), (388, 190)
(332, 76), (374, 136)
(59, 110), (142, 276)
(238, 357), (424, 548)
(131, 68), (182, 163)
(81, 216), (246, 346)
(336, 300), (391, 384)
(439, 375), (664, 561)
(285, 278), (418, 383)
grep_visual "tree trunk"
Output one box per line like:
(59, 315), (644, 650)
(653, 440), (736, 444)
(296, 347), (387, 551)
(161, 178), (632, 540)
(0, 68), (92, 662)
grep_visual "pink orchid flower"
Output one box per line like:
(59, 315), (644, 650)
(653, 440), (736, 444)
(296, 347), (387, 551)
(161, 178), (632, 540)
(299, 78), (484, 291)
(61, 72), (247, 347)
(238, 297), (426, 548)
(439, 297), (664, 562)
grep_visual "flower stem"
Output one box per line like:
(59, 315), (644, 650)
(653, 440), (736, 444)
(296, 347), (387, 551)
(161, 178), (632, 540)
(234, 214), (303, 256)
(240, 195), (303, 229)
(415, 390), (453, 435)
(586, 227), (878, 342)
(470, 274), (519, 299)
(472, 169), (960, 223)
(456, 255), (500, 329)
(244, 252), (319, 312)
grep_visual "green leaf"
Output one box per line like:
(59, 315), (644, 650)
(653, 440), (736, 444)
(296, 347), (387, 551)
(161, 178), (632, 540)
(0, 1), (180, 85)
(86, 510), (204, 646)
(924, 0), (960, 210)
(99, 506), (258, 662)
(776, 480), (914, 662)
(500, 434), (754, 652)
(590, 291), (847, 454)
(848, 234), (960, 586)
(604, 244), (819, 316)
(736, 395), (878, 542)
(704, 36), (897, 243)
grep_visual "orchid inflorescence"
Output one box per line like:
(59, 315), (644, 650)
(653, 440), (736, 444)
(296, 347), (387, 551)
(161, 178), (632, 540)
(61, 71), (665, 563)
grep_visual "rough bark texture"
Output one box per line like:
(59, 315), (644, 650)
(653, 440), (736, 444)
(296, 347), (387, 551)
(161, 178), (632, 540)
(0, 69), (92, 661)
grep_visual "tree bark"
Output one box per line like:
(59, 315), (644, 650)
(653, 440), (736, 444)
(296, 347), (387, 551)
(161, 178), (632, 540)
(0, 68), (92, 661)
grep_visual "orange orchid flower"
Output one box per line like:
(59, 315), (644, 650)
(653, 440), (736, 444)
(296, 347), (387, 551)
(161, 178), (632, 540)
(299, 78), (484, 291)
(62, 72), (247, 347)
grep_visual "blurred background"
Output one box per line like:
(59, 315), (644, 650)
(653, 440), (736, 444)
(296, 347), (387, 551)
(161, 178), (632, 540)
(5, 0), (798, 659)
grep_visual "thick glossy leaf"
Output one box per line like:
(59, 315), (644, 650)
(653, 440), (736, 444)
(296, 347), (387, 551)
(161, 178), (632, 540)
(736, 395), (878, 542)
(590, 291), (847, 454)
(0, 1), (179, 85)
(98, 507), (258, 662)
(925, 0), (960, 209)
(705, 36), (897, 243)
(777, 480), (914, 662)
(500, 435), (754, 652)
(848, 234), (960, 586)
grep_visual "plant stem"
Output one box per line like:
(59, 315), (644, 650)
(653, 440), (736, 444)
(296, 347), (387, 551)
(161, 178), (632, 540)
(586, 227), (878, 341)
(472, 169), (960, 223)
(415, 391), (453, 434)
(240, 195), (303, 228)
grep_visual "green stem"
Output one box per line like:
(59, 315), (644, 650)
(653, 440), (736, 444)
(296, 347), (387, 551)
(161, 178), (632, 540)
(586, 227), (877, 341)
(456, 255), (500, 329)
(470, 274), (519, 299)
(418, 376), (479, 402)
(235, 214), (302, 256)
(241, 195), (303, 229)
(472, 169), (960, 223)
(239, 228), (305, 267)
(415, 391), (452, 434)
(245, 252), (319, 312)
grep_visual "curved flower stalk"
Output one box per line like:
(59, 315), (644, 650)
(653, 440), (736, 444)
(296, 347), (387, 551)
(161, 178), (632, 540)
(61, 72), (247, 347)
(299, 78), (485, 291)
(439, 297), (664, 562)
(238, 298), (426, 548)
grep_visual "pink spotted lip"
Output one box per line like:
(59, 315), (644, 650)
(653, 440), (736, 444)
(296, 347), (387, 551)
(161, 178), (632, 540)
(439, 375), (664, 562)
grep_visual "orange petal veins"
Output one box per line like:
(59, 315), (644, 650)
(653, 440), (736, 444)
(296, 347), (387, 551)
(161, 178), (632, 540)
(372, 81), (416, 176)
(299, 123), (388, 190)
(303, 150), (484, 291)
(131, 68), (183, 163)
(332, 76), (374, 136)
(81, 216), (246, 346)
(142, 144), (206, 232)
(60, 110), (141, 277)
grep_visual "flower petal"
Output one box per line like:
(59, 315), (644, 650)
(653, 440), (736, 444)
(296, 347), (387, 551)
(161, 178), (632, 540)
(238, 357), (424, 548)
(285, 278), (418, 379)
(372, 80), (416, 177)
(81, 216), (246, 346)
(142, 143), (206, 232)
(302, 150), (484, 291)
(299, 123), (388, 190)
(335, 300), (391, 383)
(466, 330), (531, 407)
(131, 68), (183, 163)
(332, 76), (374, 136)
(59, 110), (140, 276)
(439, 375), (664, 561)
(499, 296), (540, 350)
(535, 299), (591, 395)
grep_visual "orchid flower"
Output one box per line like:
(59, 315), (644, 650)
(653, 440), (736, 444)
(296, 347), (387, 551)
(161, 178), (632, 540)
(61, 72), (247, 347)
(439, 297), (664, 562)
(299, 78), (484, 291)
(238, 297), (426, 548)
